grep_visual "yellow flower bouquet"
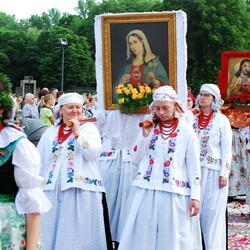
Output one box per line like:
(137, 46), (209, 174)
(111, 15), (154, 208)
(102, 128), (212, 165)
(115, 83), (154, 114)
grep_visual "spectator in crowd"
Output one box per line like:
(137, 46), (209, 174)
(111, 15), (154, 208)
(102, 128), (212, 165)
(40, 94), (55, 127)
(52, 91), (64, 120)
(22, 93), (39, 126)
(37, 88), (50, 114)
(187, 90), (196, 110)
(50, 88), (59, 105)
(84, 96), (96, 118)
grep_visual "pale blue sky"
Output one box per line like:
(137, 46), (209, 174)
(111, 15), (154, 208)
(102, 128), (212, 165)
(0, 0), (80, 20)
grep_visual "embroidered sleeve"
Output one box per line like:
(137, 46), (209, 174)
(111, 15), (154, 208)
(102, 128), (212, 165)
(131, 132), (150, 164)
(186, 130), (201, 201)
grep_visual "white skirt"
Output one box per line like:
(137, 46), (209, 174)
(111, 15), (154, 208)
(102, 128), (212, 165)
(41, 187), (107, 250)
(99, 152), (138, 241)
(200, 167), (228, 250)
(229, 129), (248, 196)
(118, 187), (202, 250)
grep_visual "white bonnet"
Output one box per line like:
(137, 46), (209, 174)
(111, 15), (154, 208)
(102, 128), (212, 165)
(153, 85), (178, 102)
(58, 92), (84, 106)
(200, 84), (221, 99)
(199, 83), (224, 110)
(150, 86), (184, 116)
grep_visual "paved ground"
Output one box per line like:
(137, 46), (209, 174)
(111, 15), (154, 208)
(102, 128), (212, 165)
(228, 196), (250, 249)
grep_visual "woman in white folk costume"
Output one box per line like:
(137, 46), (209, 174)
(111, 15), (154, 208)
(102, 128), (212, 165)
(118, 86), (202, 250)
(37, 93), (112, 250)
(193, 84), (232, 250)
(0, 91), (51, 249)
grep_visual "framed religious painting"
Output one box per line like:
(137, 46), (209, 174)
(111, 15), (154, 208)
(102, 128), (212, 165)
(218, 51), (250, 100)
(98, 12), (178, 110)
(218, 51), (250, 128)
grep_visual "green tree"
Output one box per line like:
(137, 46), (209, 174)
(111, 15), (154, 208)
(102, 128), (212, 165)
(37, 27), (95, 90)
(0, 12), (21, 31)
(162, 0), (250, 94)
(77, 0), (163, 57)
(0, 29), (40, 88)
(28, 8), (62, 30)
(1, 0), (250, 95)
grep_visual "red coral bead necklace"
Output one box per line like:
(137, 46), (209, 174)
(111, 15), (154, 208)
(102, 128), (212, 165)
(198, 111), (214, 130)
(159, 118), (179, 140)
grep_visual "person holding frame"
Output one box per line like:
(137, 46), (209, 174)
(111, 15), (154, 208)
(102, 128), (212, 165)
(118, 86), (202, 250)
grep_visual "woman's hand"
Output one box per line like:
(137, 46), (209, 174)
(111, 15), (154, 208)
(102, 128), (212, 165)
(141, 120), (154, 137)
(68, 117), (81, 138)
(119, 74), (131, 85)
(146, 72), (160, 87)
(189, 199), (200, 217)
(219, 176), (228, 188)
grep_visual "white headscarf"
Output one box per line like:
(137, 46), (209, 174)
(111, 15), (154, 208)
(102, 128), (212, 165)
(126, 29), (156, 63)
(199, 83), (224, 110)
(150, 86), (185, 117)
(58, 93), (84, 106)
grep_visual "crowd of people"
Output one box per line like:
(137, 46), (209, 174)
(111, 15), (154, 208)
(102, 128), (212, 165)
(11, 88), (97, 131)
(0, 78), (249, 249)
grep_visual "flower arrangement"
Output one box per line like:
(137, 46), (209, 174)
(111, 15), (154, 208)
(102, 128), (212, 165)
(115, 83), (154, 113)
(225, 93), (250, 106)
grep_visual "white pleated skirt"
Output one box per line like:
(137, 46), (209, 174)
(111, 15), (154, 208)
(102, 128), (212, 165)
(99, 152), (139, 241)
(41, 186), (107, 250)
(200, 167), (228, 250)
(118, 187), (202, 250)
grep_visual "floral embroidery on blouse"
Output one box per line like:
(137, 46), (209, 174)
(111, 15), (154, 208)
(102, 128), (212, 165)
(81, 141), (90, 149)
(100, 147), (116, 158)
(75, 175), (103, 186)
(66, 139), (75, 183)
(143, 155), (154, 182)
(47, 136), (75, 184)
(46, 136), (75, 184)
(193, 112), (230, 171)
(0, 145), (12, 165)
(140, 127), (191, 188)
(44, 135), (103, 187)
(0, 137), (24, 166)
(193, 114), (214, 163)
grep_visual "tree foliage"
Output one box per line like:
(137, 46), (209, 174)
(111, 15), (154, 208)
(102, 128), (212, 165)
(37, 27), (95, 90)
(162, 0), (250, 93)
(0, 0), (249, 94)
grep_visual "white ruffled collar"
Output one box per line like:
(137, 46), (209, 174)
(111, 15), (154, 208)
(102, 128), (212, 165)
(0, 125), (26, 148)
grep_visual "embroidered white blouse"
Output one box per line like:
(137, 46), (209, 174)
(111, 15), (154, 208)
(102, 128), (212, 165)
(37, 122), (105, 193)
(0, 125), (52, 214)
(193, 111), (232, 178)
(131, 119), (201, 201)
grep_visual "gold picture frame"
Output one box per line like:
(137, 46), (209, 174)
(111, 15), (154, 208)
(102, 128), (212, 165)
(101, 13), (177, 110)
